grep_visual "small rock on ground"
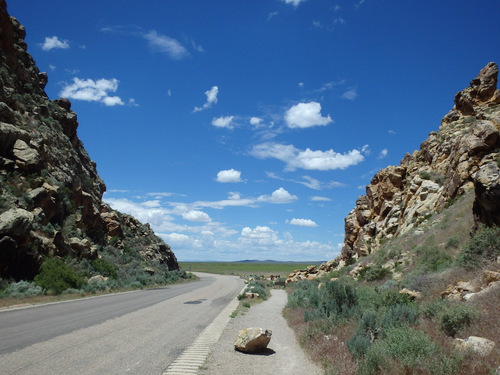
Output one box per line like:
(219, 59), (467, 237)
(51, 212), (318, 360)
(200, 289), (324, 375)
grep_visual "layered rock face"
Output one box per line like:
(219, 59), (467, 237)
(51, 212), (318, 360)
(341, 62), (500, 261)
(0, 0), (178, 280)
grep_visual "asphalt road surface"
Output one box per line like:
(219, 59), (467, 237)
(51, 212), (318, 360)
(0, 273), (243, 375)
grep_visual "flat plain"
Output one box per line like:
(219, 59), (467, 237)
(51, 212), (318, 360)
(178, 261), (323, 277)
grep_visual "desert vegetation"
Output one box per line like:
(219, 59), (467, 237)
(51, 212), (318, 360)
(0, 243), (193, 304)
(284, 197), (500, 375)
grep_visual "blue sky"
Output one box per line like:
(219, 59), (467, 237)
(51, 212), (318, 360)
(9, 0), (500, 261)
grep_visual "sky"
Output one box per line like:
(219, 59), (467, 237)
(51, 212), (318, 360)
(8, 0), (500, 261)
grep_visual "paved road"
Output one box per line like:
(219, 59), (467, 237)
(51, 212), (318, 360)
(0, 273), (243, 375)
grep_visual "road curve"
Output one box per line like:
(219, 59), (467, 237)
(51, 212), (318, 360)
(0, 272), (244, 375)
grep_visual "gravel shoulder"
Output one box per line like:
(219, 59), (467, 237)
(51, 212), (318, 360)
(200, 289), (324, 375)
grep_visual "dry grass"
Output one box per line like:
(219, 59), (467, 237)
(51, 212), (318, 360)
(284, 306), (357, 374)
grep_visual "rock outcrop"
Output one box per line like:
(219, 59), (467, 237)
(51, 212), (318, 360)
(0, 0), (178, 280)
(286, 63), (499, 283)
(341, 62), (500, 261)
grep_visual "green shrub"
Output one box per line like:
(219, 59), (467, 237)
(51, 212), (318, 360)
(358, 265), (391, 281)
(287, 279), (358, 322)
(445, 236), (460, 249)
(422, 298), (447, 318)
(415, 244), (453, 273)
(347, 332), (372, 360)
(347, 310), (380, 359)
(287, 280), (320, 308)
(419, 171), (431, 180)
(1, 280), (44, 298)
(317, 280), (358, 321)
(456, 226), (500, 269)
(34, 257), (85, 295)
(245, 281), (267, 299)
(358, 326), (454, 374)
(91, 258), (118, 279)
(380, 304), (419, 330)
(382, 289), (413, 306)
(440, 303), (478, 337)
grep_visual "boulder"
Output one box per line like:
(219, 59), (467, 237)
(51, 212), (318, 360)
(88, 275), (108, 284)
(0, 208), (33, 237)
(234, 327), (272, 353)
(12, 139), (41, 170)
(454, 336), (495, 356)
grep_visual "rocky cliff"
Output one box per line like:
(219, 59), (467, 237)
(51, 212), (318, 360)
(286, 63), (500, 284)
(0, 0), (178, 281)
(341, 62), (500, 262)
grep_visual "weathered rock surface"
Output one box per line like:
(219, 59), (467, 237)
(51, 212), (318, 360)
(0, 0), (178, 280)
(286, 63), (500, 283)
(234, 327), (272, 353)
(454, 336), (496, 356)
(340, 62), (500, 262)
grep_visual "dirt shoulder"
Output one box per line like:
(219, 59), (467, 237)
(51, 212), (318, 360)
(200, 289), (324, 375)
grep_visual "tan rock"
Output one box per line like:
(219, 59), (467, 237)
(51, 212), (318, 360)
(234, 328), (272, 353)
(483, 270), (500, 286)
(454, 336), (495, 356)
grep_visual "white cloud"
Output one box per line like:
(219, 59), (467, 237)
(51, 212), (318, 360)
(288, 218), (318, 227)
(251, 142), (365, 171)
(59, 78), (125, 106)
(285, 102), (333, 128)
(250, 117), (263, 126)
(227, 192), (241, 200)
(182, 210), (211, 222)
(212, 116), (235, 129)
(40, 36), (69, 51)
(283, 0), (307, 7)
(258, 187), (298, 204)
(240, 226), (279, 245)
(310, 196), (332, 202)
(341, 88), (358, 100)
(193, 86), (219, 112)
(216, 169), (243, 183)
(378, 148), (388, 159)
(143, 30), (189, 60)
(266, 172), (344, 190)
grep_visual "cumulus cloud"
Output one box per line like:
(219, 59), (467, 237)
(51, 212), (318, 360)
(258, 187), (298, 204)
(250, 117), (263, 127)
(182, 210), (211, 222)
(59, 78), (126, 106)
(40, 36), (69, 51)
(285, 102), (333, 128)
(193, 86), (219, 112)
(216, 169), (243, 183)
(378, 148), (388, 159)
(143, 30), (189, 59)
(212, 116), (235, 129)
(288, 218), (318, 227)
(251, 142), (365, 171)
(240, 226), (279, 245)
